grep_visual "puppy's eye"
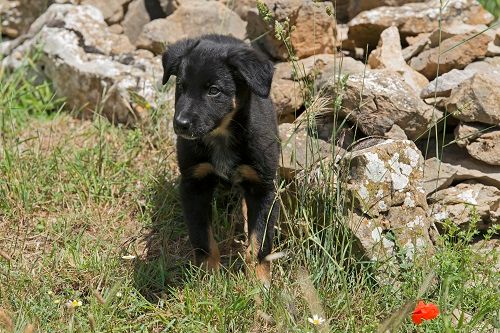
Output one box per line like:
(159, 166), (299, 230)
(208, 86), (220, 96)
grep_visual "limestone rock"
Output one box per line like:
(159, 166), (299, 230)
(402, 33), (430, 61)
(271, 54), (365, 120)
(347, 0), (427, 20)
(422, 157), (457, 195)
(246, 0), (336, 60)
(344, 139), (433, 262)
(222, 0), (256, 20)
(271, 61), (304, 121)
(410, 32), (491, 79)
(421, 142), (500, 189)
(108, 24), (124, 35)
(122, 0), (160, 44)
(465, 56), (500, 72)
(384, 124), (408, 140)
(81, 0), (131, 24)
(487, 41), (500, 57)
(447, 73), (500, 126)
(2, 4), (163, 125)
(279, 121), (332, 180)
(344, 139), (427, 216)
(421, 57), (500, 99)
(455, 123), (500, 166)
(314, 55), (367, 89)
(136, 1), (246, 54)
(368, 26), (429, 92)
(328, 70), (437, 140)
(0, 0), (51, 38)
(348, 0), (494, 49)
(420, 69), (475, 98)
(426, 23), (490, 48)
(429, 181), (500, 230)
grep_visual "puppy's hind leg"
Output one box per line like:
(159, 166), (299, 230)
(180, 177), (220, 271)
(244, 188), (279, 288)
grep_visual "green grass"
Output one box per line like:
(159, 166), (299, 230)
(479, 0), (500, 17)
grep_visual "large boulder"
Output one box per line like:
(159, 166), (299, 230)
(429, 181), (500, 231)
(136, 0), (246, 54)
(2, 4), (163, 125)
(348, 0), (494, 49)
(246, 0), (336, 60)
(325, 70), (437, 140)
(455, 123), (500, 166)
(409, 32), (491, 79)
(344, 139), (433, 262)
(368, 26), (429, 92)
(446, 72), (500, 126)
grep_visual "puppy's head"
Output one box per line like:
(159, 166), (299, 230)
(162, 36), (274, 140)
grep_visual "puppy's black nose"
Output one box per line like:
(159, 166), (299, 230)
(174, 116), (191, 134)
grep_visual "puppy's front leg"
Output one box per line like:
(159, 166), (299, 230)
(244, 187), (279, 287)
(180, 177), (220, 271)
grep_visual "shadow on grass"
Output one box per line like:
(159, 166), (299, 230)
(132, 171), (191, 301)
(131, 170), (246, 301)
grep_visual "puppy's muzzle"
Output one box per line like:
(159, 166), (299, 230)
(174, 115), (192, 137)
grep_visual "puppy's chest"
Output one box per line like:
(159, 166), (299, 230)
(209, 143), (239, 181)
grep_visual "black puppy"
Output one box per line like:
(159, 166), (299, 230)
(161, 34), (279, 285)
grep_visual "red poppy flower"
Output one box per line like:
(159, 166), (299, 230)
(412, 300), (439, 325)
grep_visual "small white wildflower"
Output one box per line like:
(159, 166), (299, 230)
(121, 254), (136, 260)
(53, 299), (60, 304)
(116, 292), (123, 298)
(308, 314), (325, 326)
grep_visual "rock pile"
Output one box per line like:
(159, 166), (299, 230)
(1, 0), (498, 269)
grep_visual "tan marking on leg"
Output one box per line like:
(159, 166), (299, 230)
(191, 162), (214, 179)
(209, 111), (236, 138)
(245, 233), (258, 265)
(255, 261), (271, 287)
(245, 233), (271, 287)
(242, 198), (248, 238)
(205, 227), (220, 271)
(234, 165), (260, 183)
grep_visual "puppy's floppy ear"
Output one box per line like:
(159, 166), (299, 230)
(162, 38), (200, 85)
(227, 46), (274, 98)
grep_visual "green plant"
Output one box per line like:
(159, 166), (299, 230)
(479, 0), (500, 17)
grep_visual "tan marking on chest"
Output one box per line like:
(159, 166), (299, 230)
(191, 162), (215, 179)
(209, 110), (236, 138)
(234, 165), (261, 183)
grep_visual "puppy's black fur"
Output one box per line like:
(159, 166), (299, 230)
(162, 34), (279, 284)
